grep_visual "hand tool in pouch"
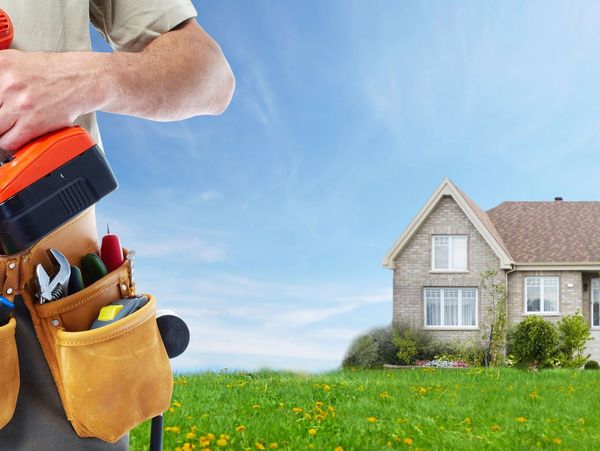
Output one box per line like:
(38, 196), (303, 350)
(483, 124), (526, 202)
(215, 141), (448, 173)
(81, 253), (108, 287)
(101, 225), (124, 272)
(35, 249), (71, 303)
(0, 296), (14, 326)
(89, 295), (149, 329)
(0, 9), (118, 255)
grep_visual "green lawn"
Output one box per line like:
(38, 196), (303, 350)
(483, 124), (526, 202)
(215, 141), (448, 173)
(130, 368), (600, 450)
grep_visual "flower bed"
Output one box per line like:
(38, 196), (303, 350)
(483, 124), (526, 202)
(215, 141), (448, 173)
(415, 359), (468, 368)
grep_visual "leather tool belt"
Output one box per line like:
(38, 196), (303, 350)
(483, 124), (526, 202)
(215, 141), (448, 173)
(0, 207), (173, 442)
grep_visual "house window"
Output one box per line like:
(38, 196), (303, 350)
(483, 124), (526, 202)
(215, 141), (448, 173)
(432, 235), (467, 271)
(424, 287), (477, 328)
(525, 277), (559, 314)
(592, 279), (600, 327)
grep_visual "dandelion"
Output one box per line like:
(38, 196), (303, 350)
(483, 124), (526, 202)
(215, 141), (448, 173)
(464, 417), (471, 425)
(187, 432), (197, 440)
(403, 438), (414, 446)
(553, 438), (562, 445)
(220, 434), (230, 440)
(315, 401), (324, 408)
(173, 401), (182, 408)
(529, 390), (538, 400)
(165, 426), (181, 433)
(578, 417), (586, 425)
(323, 384), (332, 392)
(515, 417), (528, 423)
(252, 404), (261, 409)
(292, 407), (304, 413)
(207, 433), (216, 441)
(417, 387), (427, 396)
(182, 444), (194, 451)
(491, 425), (501, 432)
(334, 447), (344, 451)
(269, 443), (278, 449)
(380, 391), (391, 400)
(308, 428), (317, 436)
(367, 417), (378, 423)
(236, 425), (246, 433)
(255, 443), (266, 450)
(216, 438), (228, 447)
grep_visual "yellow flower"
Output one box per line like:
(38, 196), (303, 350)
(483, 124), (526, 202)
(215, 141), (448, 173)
(165, 426), (181, 433)
(269, 443), (278, 449)
(236, 425), (246, 433)
(334, 447), (344, 451)
(220, 434), (230, 440)
(168, 407), (175, 413)
(207, 433), (216, 441)
(315, 401), (324, 408)
(380, 391), (391, 400)
(252, 404), (260, 409)
(464, 417), (471, 425)
(216, 438), (228, 447)
(367, 417), (378, 423)
(182, 444), (194, 451)
(308, 445), (315, 449)
(255, 443), (266, 450)
(200, 439), (211, 448)
(292, 407), (304, 413)
(529, 390), (538, 400)
(516, 417), (528, 423)
(308, 428), (317, 436)
(553, 438), (562, 445)
(173, 401), (182, 408)
(491, 425), (501, 432)
(187, 432), (197, 440)
(322, 384), (332, 392)
(417, 387), (427, 395)
(403, 438), (413, 446)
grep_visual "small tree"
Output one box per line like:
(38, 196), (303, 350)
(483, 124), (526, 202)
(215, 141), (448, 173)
(512, 316), (559, 370)
(480, 268), (507, 366)
(557, 311), (592, 368)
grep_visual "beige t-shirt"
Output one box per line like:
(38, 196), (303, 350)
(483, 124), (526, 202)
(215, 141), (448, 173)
(0, 0), (197, 148)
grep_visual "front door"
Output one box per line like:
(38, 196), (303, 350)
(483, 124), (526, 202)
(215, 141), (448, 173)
(592, 279), (600, 327)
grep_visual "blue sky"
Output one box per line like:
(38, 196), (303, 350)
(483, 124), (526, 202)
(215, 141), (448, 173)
(90, 1), (600, 372)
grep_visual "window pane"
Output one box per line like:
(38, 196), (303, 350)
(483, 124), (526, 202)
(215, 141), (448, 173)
(425, 289), (441, 326)
(443, 289), (459, 326)
(433, 236), (449, 269)
(594, 280), (600, 327)
(543, 278), (558, 312)
(451, 236), (467, 270)
(526, 278), (541, 312)
(461, 289), (477, 326)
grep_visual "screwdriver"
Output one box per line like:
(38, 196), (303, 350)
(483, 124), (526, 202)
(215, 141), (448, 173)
(101, 224), (124, 272)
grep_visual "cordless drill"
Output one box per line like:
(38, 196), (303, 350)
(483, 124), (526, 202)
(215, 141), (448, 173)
(0, 9), (118, 254)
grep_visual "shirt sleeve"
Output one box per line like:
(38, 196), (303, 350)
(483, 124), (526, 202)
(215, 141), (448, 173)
(90, 0), (198, 52)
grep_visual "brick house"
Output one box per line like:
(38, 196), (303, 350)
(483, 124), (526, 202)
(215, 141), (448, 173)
(382, 178), (600, 359)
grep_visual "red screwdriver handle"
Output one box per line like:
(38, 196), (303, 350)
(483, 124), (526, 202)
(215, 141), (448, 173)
(0, 9), (14, 50)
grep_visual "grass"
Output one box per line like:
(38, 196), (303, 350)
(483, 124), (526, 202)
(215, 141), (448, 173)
(130, 368), (600, 450)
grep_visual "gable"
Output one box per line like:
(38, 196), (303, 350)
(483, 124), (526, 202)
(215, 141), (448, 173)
(382, 178), (513, 269)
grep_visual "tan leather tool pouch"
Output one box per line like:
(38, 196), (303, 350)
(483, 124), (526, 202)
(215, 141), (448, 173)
(0, 317), (19, 429)
(0, 207), (173, 442)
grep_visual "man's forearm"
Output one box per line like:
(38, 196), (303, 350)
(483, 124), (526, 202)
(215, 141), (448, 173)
(0, 19), (234, 151)
(99, 20), (235, 120)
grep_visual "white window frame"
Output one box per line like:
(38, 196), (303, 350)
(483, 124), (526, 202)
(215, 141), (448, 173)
(423, 287), (478, 329)
(431, 235), (468, 272)
(591, 279), (600, 329)
(524, 276), (560, 315)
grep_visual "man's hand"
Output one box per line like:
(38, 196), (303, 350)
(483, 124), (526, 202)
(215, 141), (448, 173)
(0, 50), (105, 151)
(0, 19), (234, 152)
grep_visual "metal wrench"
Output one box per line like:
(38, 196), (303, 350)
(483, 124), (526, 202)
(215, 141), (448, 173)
(36, 249), (71, 303)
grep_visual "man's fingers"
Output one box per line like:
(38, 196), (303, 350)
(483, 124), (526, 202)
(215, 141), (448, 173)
(0, 105), (17, 138)
(0, 122), (29, 152)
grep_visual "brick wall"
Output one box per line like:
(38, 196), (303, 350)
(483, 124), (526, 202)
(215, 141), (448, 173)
(392, 195), (503, 342)
(506, 271), (583, 325)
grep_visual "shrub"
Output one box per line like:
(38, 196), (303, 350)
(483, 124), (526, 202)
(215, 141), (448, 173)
(511, 316), (558, 370)
(342, 325), (397, 369)
(392, 321), (436, 364)
(584, 360), (600, 370)
(557, 311), (592, 368)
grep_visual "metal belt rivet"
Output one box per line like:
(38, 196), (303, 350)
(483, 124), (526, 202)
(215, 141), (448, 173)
(121, 283), (127, 292)
(8, 262), (15, 269)
(52, 319), (60, 327)
(6, 288), (13, 295)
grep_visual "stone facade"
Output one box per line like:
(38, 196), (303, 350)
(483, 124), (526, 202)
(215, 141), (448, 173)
(392, 195), (503, 342)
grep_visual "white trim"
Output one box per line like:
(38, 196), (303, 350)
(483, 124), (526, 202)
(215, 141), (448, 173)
(515, 262), (600, 271)
(431, 235), (468, 271)
(592, 279), (600, 329)
(423, 287), (478, 329)
(524, 276), (560, 315)
(382, 178), (513, 269)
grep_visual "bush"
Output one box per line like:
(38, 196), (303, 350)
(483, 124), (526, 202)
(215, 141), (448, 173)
(342, 325), (397, 369)
(511, 316), (559, 370)
(557, 312), (592, 368)
(584, 360), (600, 370)
(392, 321), (437, 364)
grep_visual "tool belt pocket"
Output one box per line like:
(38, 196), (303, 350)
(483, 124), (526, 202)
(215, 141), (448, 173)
(26, 257), (173, 443)
(0, 317), (19, 429)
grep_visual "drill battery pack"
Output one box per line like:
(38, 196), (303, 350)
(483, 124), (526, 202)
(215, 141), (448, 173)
(0, 127), (118, 254)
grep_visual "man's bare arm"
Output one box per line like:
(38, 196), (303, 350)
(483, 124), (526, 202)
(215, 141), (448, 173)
(0, 19), (235, 151)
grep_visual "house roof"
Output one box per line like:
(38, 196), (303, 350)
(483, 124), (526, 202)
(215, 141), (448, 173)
(382, 178), (513, 269)
(487, 201), (600, 263)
